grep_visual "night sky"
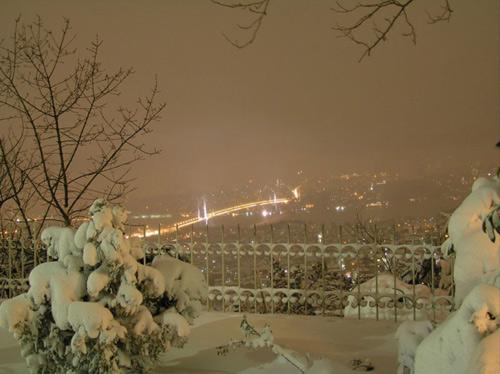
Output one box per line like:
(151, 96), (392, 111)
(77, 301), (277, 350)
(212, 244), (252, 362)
(1, 0), (498, 202)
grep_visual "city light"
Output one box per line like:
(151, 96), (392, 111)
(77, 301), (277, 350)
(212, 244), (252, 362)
(132, 197), (290, 237)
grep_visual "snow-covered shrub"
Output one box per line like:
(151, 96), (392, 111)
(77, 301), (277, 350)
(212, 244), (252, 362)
(0, 199), (207, 373)
(414, 284), (500, 374)
(412, 175), (500, 374)
(395, 320), (434, 374)
(150, 255), (207, 324)
(446, 177), (499, 304)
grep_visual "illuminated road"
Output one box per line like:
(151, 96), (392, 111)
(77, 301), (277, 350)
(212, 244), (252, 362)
(136, 197), (290, 237)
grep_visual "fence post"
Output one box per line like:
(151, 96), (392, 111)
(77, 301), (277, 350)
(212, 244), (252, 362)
(190, 224), (194, 265)
(374, 227), (379, 321)
(205, 224), (210, 311)
(287, 224), (291, 314)
(270, 224), (274, 314)
(253, 224), (257, 313)
(175, 224), (179, 259)
(339, 224), (344, 314)
(431, 248), (436, 321)
(237, 223), (241, 313)
(157, 223), (161, 249)
(21, 237), (25, 280)
(8, 237), (12, 298)
(221, 225), (225, 312)
(412, 244), (417, 321)
(357, 250), (361, 320)
(392, 254), (398, 322)
(143, 226), (146, 265)
(450, 253), (456, 302)
(321, 223), (326, 316)
(33, 238), (38, 267)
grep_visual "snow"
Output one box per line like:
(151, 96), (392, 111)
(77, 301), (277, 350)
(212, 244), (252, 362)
(414, 284), (500, 374)
(466, 328), (500, 374)
(112, 205), (129, 231)
(133, 306), (159, 335)
(0, 294), (32, 335)
(395, 320), (433, 373)
(87, 265), (111, 298)
(158, 309), (191, 338)
(128, 237), (145, 260)
(40, 226), (78, 261)
(154, 313), (399, 373)
(152, 255), (208, 322)
(83, 242), (98, 266)
(447, 177), (500, 304)
(99, 228), (121, 262)
(89, 198), (114, 231)
(67, 302), (116, 339)
(27, 261), (86, 329)
(0, 312), (400, 373)
(116, 283), (143, 314)
(137, 264), (166, 297)
(85, 220), (98, 240)
(343, 273), (434, 321)
(74, 221), (89, 249)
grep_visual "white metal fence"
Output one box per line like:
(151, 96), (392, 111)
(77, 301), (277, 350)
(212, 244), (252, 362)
(0, 224), (455, 322)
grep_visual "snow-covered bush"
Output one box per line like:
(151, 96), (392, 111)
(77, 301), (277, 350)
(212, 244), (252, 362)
(0, 199), (207, 373)
(395, 320), (434, 374)
(409, 176), (500, 374)
(414, 284), (500, 374)
(446, 177), (499, 304)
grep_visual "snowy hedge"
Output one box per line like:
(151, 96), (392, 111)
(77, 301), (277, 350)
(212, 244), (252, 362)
(0, 199), (207, 373)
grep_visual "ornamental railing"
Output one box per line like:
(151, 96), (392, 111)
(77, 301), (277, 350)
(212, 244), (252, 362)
(145, 238), (455, 322)
(0, 228), (455, 322)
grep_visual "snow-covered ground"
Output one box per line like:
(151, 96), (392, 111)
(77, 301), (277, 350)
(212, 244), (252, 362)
(0, 312), (399, 373)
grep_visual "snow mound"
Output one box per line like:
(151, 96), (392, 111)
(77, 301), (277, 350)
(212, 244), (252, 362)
(343, 273), (432, 320)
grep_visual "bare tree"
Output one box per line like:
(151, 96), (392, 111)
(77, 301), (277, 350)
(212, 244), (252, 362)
(211, 0), (271, 48)
(0, 17), (165, 227)
(332, 0), (452, 61)
(0, 129), (39, 238)
(0, 136), (22, 234)
(212, 0), (453, 61)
